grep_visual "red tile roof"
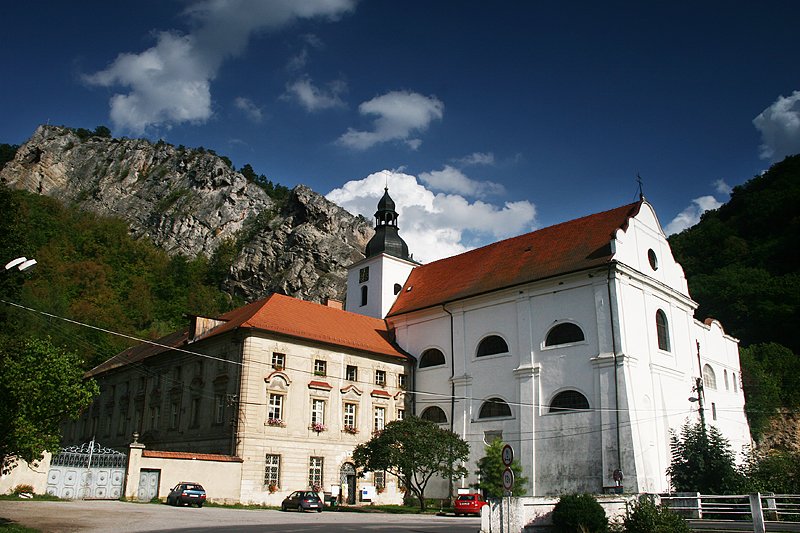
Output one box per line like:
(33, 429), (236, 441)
(88, 294), (407, 377)
(142, 450), (243, 462)
(371, 389), (391, 398)
(388, 201), (642, 316)
(308, 380), (333, 390)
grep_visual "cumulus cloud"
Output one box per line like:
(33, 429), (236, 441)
(326, 170), (536, 262)
(84, 0), (356, 133)
(234, 97), (264, 122)
(284, 78), (346, 111)
(337, 91), (444, 150)
(664, 195), (722, 235)
(454, 152), (495, 166)
(714, 179), (732, 196)
(753, 90), (800, 161)
(419, 165), (504, 198)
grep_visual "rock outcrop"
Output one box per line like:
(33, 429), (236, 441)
(1, 125), (372, 303)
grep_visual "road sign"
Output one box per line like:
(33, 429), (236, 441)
(501, 444), (513, 466)
(502, 467), (514, 491)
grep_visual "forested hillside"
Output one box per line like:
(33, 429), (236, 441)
(669, 154), (800, 441)
(0, 184), (237, 368)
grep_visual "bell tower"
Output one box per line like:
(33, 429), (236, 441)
(346, 188), (417, 318)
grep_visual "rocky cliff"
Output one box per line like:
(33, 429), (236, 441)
(0, 125), (372, 303)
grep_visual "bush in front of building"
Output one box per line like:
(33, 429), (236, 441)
(620, 496), (690, 533)
(551, 493), (607, 533)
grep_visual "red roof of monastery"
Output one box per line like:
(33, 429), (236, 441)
(142, 450), (243, 462)
(88, 293), (406, 377)
(387, 200), (643, 316)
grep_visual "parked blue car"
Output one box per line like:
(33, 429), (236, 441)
(166, 482), (206, 507)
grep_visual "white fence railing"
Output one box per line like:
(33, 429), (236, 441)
(660, 493), (800, 533)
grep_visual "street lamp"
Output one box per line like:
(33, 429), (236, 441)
(4, 257), (37, 272)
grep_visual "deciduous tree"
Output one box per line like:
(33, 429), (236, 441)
(352, 416), (469, 511)
(0, 336), (98, 474)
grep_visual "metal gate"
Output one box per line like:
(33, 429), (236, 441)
(137, 469), (160, 501)
(46, 440), (127, 499)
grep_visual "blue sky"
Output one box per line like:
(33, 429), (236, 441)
(2, 1), (798, 262)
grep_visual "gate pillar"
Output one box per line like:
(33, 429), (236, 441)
(125, 433), (145, 500)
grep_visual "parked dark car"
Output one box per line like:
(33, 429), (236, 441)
(454, 493), (488, 516)
(166, 482), (206, 507)
(281, 490), (323, 512)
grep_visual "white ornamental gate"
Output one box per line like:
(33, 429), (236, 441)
(46, 440), (127, 499)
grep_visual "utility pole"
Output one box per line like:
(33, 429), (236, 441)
(695, 341), (707, 438)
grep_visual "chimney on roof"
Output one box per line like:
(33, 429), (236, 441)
(324, 298), (343, 310)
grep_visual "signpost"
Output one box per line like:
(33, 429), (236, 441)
(501, 444), (514, 533)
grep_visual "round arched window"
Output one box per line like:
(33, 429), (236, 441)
(476, 335), (509, 357)
(419, 348), (446, 368)
(648, 249), (659, 271)
(545, 323), (585, 346)
(549, 390), (590, 413)
(420, 406), (448, 423)
(478, 398), (512, 419)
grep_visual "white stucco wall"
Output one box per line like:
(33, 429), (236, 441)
(345, 254), (415, 319)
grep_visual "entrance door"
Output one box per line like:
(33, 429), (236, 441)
(339, 462), (357, 504)
(137, 469), (160, 501)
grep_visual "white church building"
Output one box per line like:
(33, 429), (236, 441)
(346, 188), (751, 496)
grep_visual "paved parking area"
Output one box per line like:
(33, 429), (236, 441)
(0, 500), (481, 533)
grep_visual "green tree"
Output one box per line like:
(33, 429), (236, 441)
(0, 336), (98, 474)
(352, 416), (469, 511)
(474, 438), (528, 497)
(551, 493), (607, 533)
(739, 343), (795, 439)
(666, 421), (743, 494)
(739, 449), (800, 494)
(93, 125), (112, 138)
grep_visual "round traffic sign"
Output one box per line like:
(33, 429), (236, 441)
(501, 444), (513, 467)
(502, 467), (514, 491)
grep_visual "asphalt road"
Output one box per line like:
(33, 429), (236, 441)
(0, 500), (482, 533)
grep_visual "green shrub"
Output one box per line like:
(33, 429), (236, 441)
(551, 493), (607, 533)
(623, 496), (690, 533)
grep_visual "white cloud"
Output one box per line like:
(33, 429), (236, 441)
(85, 0), (356, 133)
(337, 91), (444, 150)
(326, 170), (536, 262)
(419, 165), (504, 198)
(454, 152), (495, 166)
(234, 97), (264, 122)
(284, 78), (346, 111)
(713, 178), (732, 196)
(664, 195), (722, 235)
(753, 90), (800, 161)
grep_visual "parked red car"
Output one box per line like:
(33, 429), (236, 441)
(454, 493), (488, 516)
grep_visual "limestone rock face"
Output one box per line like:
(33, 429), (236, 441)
(1, 125), (372, 303)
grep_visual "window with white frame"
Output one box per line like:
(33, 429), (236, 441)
(309, 457), (324, 489)
(264, 454), (281, 487)
(398, 373), (407, 389)
(169, 402), (178, 429)
(268, 393), (284, 422)
(374, 406), (386, 432)
(312, 399), (326, 426)
(397, 408), (405, 420)
(375, 370), (386, 386)
(374, 470), (385, 490)
(343, 403), (357, 430)
(346, 365), (358, 381)
(314, 359), (327, 376)
(150, 406), (160, 429)
(214, 394), (225, 424)
(272, 352), (286, 370)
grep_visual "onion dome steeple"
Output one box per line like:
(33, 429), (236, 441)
(365, 187), (410, 260)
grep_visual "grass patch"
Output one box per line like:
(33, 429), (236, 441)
(0, 494), (61, 502)
(0, 522), (40, 533)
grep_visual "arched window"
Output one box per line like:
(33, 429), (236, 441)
(393, 283), (402, 295)
(724, 369), (729, 390)
(419, 348), (446, 368)
(549, 390), (590, 413)
(545, 323), (585, 346)
(360, 286), (368, 307)
(479, 398), (512, 419)
(655, 309), (670, 351)
(476, 335), (509, 357)
(703, 364), (717, 390)
(420, 406), (447, 423)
